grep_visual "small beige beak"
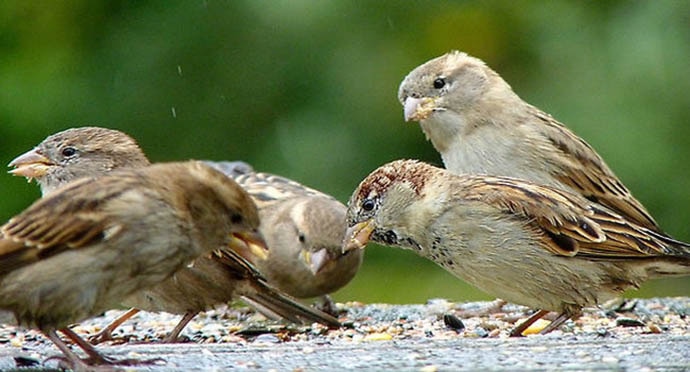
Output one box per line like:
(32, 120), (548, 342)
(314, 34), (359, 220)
(342, 219), (375, 253)
(229, 230), (269, 263)
(302, 248), (330, 275)
(8, 148), (54, 179)
(403, 96), (435, 122)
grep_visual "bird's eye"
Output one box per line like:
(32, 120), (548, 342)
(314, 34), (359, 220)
(61, 147), (77, 157)
(230, 213), (243, 224)
(298, 233), (306, 243)
(433, 78), (446, 89)
(361, 199), (375, 212)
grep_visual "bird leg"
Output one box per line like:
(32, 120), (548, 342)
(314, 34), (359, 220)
(43, 330), (92, 372)
(89, 308), (141, 344)
(60, 327), (163, 366)
(539, 311), (578, 335)
(314, 295), (339, 316)
(509, 309), (550, 337)
(61, 327), (115, 365)
(162, 311), (198, 343)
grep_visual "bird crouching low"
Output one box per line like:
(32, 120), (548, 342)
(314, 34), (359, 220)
(343, 159), (690, 336)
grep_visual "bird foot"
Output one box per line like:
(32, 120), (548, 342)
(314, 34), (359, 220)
(88, 329), (115, 345)
(315, 302), (337, 317)
(313, 295), (342, 317)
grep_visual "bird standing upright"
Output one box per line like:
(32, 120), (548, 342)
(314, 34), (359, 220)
(398, 51), (660, 231)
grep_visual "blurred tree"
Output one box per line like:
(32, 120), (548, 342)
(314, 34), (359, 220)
(1, 0), (687, 303)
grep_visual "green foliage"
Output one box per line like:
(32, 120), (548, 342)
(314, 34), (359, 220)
(1, 0), (688, 303)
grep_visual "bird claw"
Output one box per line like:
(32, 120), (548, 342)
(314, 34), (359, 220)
(88, 329), (115, 345)
(313, 295), (342, 317)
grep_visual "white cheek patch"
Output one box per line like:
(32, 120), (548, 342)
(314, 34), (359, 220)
(288, 200), (309, 230)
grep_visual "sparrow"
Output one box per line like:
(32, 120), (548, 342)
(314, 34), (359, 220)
(8, 126), (149, 196)
(343, 160), (690, 336)
(8, 127), (340, 344)
(398, 51), (660, 232)
(0, 160), (266, 369)
(225, 170), (363, 311)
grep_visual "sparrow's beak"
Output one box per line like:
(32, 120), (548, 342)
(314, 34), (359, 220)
(342, 219), (375, 253)
(403, 96), (436, 122)
(8, 148), (55, 179)
(229, 230), (269, 262)
(301, 248), (330, 275)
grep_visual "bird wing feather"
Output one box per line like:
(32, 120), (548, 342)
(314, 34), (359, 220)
(461, 176), (681, 259)
(531, 108), (659, 231)
(0, 176), (132, 275)
(234, 172), (336, 206)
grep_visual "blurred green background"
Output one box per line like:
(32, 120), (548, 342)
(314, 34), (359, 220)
(1, 1), (688, 304)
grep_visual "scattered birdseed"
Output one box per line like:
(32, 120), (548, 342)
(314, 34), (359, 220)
(615, 317), (646, 327)
(0, 298), (687, 357)
(521, 319), (552, 335)
(419, 365), (438, 372)
(13, 355), (40, 368)
(363, 332), (393, 341)
(442, 314), (465, 331)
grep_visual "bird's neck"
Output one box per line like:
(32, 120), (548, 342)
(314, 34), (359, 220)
(420, 98), (553, 183)
(418, 113), (465, 155)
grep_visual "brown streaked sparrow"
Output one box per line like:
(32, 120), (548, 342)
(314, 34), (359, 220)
(9, 127), (340, 345)
(399, 51), (660, 231)
(343, 160), (690, 336)
(0, 161), (265, 368)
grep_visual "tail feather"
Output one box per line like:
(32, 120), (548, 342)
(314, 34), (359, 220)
(242, 283), (341, 328)
(241, 287), (340, 328)
(214, 246), (341, 328)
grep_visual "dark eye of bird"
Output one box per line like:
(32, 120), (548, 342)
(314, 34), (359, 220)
(433, 78), (446, 89)
(361, 199), (375, 212)
(230, 213), (243, 224)
(61, 147), (77, 157)
(298, 233), (306, 243)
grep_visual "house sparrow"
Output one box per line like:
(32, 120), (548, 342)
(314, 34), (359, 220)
(0, 160), (266, 369)
(8, 126), (149, 196)
(225, 170), (363, 312)
(343, 160), (690, 336)
(9, 127), (340, 344)
(398, 51), (660, 232)
(96, 150), (357, 312)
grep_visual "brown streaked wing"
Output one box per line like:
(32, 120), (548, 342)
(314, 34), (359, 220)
(531, 107), (659, 231)
(0, 176), (133, 274)
(576, 204), (689, 258)
(460, 176), (676, 258)
(233, 172), (334, 206)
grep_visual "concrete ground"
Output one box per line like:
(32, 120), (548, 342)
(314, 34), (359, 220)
(0, 297), (688, 371)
